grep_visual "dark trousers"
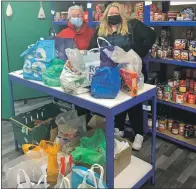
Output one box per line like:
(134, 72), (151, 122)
(115, 103), (143, 135)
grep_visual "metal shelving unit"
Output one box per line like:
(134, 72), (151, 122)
(9, 70), (157, 188)
(145, 3), (196, 151)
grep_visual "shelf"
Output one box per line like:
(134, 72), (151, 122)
(53, 21), (68, 25)
(158, 99), (196, 113)
(114, 156), (152, 188)
(148, 129), (196, 151)
(149, 21), (196, 27)
(149, 57), (196, 68)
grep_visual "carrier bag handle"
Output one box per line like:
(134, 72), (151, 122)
(36, 175), (48, 188)
(87, 48), (100, 54)
(97, 37), (112, 48)
(59, 177), (71, 188)
(90, 164), (104, 187)
(80, 169), (98, 188)
(17, 169), (31, 188)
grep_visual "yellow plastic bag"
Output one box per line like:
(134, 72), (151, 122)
(22, 144), (42, 154)
(39, 140), (60, 183)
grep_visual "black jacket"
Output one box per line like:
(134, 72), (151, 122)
(88, 19), (156, 58)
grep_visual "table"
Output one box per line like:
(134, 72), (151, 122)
(9, 70), (157, 188)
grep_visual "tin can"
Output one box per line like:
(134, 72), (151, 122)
(192, 69), (196, 79)
(188, 93), (195, 104)
(174, 71), (181, 80)
(167, 119), (173, 131)
(186, 69), (192, 78)
(176, 93), (183, 104)
(157, 88), (163, 99)
(179, 79), (186, 86)
(194, 81), (196, 91)
(183, 91), (189, 102)
(186, 78), (190, 89)
(172, 90), (178, 102)
(179, 85), (186, 93)
(179, 122), (185, 136)
(172, 121), (179, 135)
(164, 91), (171, 101)
(158, 117), (166, 132)
(189, 79), (194, 90)
(184, 125), (191, 138)
(168, 79), (174, 88)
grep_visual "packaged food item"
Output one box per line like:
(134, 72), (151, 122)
(55, 12), (61, 21)
(179, 122), (185, 136)
(157, 46), (163, 58)
(173, 49), (181, 60)
(158, 117), (166, 132)
(61, 12), (68, 21)
(162, 13), (167, 21)
(189, 125), (194, 137)
(168, 79), (174, 88)
(189, 51), (196, 62)
(167, 11), (178, 20)
(189, 40), (196, 51)
(157, 87), (163, 99)
(181, 8), (195, 21)
(172, 121), (179, 135)
(154, 13), (159, 21)
(184, 125), (191, 138)
(173, 71), (181, 80)
(164, 91), (170, 101)
(176, 93), (183, 104)
(181, 50), (189, 61)
(179, 85), (186, 93)
(190, 79), (194, 90)
(183, 91), (189, 102)
(174, 39), (187, 50)
(179, 79), (186, 86)
(174, 79), (179, 88)
(148, 118), (152, 128)
(188, 93), (195, 104)
(167, 119), (173, 131)
(172, 90), (177, 102)
(151, 44), (158, 58)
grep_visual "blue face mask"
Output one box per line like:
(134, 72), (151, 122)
(70, 18), (83, 28)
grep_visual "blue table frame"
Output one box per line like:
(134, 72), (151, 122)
(8, 71), (157, 188)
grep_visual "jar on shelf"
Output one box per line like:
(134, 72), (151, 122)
(178, 122), (185, 136)
(167, 119), (173, 131)
(184, 125), (191, 138)
(158, 117), (166, 132)
(172, 121), (179, 135)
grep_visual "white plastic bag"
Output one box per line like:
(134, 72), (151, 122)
(65, 48), (85, 73)
(6, 2), (13, 17)
(16, 169), (49, 188)
(108, 46), (142, 74)
(83, 48), (100, 83)
(38, 1), (46, 19)
(60, 64), (90, 95)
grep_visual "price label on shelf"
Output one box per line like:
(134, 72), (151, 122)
(87, 3), (92, 9)
(143, 105), (151, 111)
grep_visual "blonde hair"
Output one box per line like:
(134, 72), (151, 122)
(98, 2), (129, 37)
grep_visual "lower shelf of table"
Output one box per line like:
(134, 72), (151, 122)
(148, 129), (196, 151)
(114, 156), (152, 188)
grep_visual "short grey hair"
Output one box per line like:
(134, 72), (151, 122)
(68, 5), (84, 19)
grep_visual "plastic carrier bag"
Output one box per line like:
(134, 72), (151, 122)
(20, 39), (55, 81)
(97, 37), (117, 68)
(91, 65), (121, 99)
(71, 129), (106, 166)
(60, 62), (90, 95)
(82, 48), (100, 83)
(72, 164), (107, 189)
(42, 58), (65, 87)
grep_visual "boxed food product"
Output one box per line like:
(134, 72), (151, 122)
(181, 50), (189, 61)
(174, 39), (187, 50)
(189, 40), (196, 51)
(173, 49), (181, 60)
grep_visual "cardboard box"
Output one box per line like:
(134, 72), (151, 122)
(62, 129), (132, 180)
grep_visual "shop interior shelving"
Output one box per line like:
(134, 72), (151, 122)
(146, 2), (196, 151)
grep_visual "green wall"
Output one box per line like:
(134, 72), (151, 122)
(2, 2), (51, 119)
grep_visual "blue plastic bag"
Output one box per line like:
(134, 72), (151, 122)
(91, 66), (121, 99)
(20, 40), (55, 81)
(97, 37), (117, 67)
(72, 165), (107, 189)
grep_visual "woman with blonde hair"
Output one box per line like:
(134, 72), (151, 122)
(89, 2), (156, 150)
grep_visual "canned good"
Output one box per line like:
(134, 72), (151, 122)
(186, 69), (192, 78)
(168, 79), (174, 88)
(188, 93), (195, 104)
(190, 79), (194, 90)
(164, 91), (171, 101)
(173, 71), (181, 80)
(157, 88), (163, 99)
(158, 117), (166, 132)
(194, 81), (196, 91)
(176, 93), (183, 104)
(179, 122), (185, 136)
(164, 85), (170, 92)
(172, 121), (179, 135)
(172, 90), (178, 101)
(179, 79), (186, 86)
(179, 85), (186, 93)
(184, 125), (191, 138)
(167, 119), (173, 131)
(186, 78), (190, 89)
(183, 92), (189, 102)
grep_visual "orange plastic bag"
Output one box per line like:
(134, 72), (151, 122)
(22, 144), (42, 154)
(39, 140), (60, 183)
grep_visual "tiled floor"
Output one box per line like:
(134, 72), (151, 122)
(1, 97), (196, 188)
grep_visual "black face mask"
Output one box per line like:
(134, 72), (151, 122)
(108, 15), (122, 25)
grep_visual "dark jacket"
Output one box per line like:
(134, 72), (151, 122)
(88, 19), (156, 58)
